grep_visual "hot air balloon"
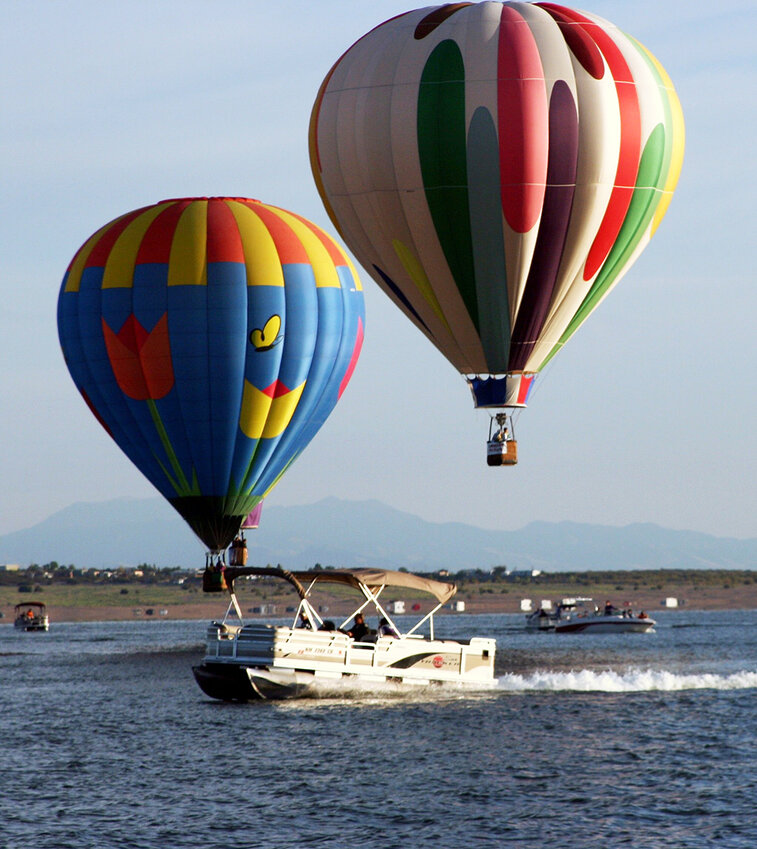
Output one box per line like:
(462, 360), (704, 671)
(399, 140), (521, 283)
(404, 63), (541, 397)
(58, 197), (365, 572)
(309, 2), (684, 465)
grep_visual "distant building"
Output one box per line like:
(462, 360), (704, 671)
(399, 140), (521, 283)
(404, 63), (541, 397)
(388, 600), (405, 614)
(507, 569), (542, 578)
(0, 564), (21, 572)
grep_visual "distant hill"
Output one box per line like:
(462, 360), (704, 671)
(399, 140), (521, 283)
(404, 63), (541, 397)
(0, 496), (754, 572)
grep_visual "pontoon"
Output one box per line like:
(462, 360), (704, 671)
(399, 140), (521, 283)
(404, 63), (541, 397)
(14, 602), (49, 632)
(193, 567), (496, 700)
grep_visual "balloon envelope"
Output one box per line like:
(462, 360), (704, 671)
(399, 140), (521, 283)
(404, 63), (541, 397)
(58, 197), (364, 549)
(310, 2), (683, 408)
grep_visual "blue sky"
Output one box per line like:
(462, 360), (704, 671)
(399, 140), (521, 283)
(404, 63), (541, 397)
(1, 1), (754, 540)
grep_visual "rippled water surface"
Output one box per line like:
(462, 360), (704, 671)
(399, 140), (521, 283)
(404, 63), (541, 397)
(2, 610), (756, 848)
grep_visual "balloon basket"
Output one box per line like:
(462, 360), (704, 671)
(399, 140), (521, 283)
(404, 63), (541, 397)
(228, 536), (248, 566)
(487, 439), (518, 466)
(203, 569), (227, 593)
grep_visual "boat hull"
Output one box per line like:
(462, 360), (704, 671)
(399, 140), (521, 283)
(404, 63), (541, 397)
(14, 619), (49, 632)
(193, 663), (328, 701)
(555, 617), (655, 634)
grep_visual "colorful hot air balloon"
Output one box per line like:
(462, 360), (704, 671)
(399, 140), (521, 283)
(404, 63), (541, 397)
(310, 2), (684, 462)
(58, 197), (364, 551)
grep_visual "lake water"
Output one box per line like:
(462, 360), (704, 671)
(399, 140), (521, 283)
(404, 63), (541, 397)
(1, 610), (756, 848)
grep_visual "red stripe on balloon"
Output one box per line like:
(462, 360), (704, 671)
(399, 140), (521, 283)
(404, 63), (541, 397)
(338, 315), (364, 399)
(498, 4), (548, 234)
(136, 200), (192, 264)
(207, 199), (246, 263)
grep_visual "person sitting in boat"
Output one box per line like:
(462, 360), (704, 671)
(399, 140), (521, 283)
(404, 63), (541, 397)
(378, 617), (399, 638)
(348, 612), (368, 641)
(26, 608), (34, 620)
(297, 610), (312, 629)
(638, 610), (649, 619)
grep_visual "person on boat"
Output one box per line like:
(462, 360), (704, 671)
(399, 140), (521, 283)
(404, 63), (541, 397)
(297, 610), (312, 629)
(603, 600), (617, 616)
(26, 608), (34, 620)
(378, 617), (399, 638)
(348, 612), (368, 641)
(638, 611), (649, 619)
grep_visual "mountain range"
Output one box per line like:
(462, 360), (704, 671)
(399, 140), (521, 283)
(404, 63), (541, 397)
(0, 497), (754, 573)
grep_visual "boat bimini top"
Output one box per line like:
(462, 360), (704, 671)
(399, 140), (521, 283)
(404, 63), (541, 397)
(221, 566), (458, 640)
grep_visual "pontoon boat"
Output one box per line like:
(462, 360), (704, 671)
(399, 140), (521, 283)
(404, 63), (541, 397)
(14, 602), (49, 632)
(193, 567), (496, 700)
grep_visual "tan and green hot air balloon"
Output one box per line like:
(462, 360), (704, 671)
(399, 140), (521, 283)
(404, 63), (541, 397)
(310, 2), (684, 464)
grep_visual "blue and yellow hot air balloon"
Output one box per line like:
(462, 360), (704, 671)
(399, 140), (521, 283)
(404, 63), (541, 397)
(309, 2), (684, 463)
(58, 197), (364, 550)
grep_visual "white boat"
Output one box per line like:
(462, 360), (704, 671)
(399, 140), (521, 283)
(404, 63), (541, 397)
(193, 567), (496, 700)
(14, 602), (49, 632)
(553, 599), (656, 634)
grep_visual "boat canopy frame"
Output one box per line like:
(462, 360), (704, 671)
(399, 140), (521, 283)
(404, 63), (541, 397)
(219, 566), (457, 638)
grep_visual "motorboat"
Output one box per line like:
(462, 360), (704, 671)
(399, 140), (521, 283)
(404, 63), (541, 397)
(193, 566), (496, 700)
(14, 602), (49, 632)
(553, 598), (656, 634)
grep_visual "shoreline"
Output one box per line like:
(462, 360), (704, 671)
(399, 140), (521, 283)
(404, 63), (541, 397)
(16, 589), (757, 625)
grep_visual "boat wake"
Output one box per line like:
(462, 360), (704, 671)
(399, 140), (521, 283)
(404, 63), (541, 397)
(498, 667), (757, 693)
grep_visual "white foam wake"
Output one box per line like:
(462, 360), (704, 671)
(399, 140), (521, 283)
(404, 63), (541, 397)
(498, 668), (757, 693)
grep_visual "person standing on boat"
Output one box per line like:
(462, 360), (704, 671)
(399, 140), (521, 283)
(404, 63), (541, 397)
(348, 612), (368, 641)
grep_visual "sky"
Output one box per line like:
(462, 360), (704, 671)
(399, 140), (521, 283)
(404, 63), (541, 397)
(1, 1), (755, 541)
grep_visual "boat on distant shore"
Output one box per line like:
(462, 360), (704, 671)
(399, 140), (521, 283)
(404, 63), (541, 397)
(14, 602), (49, 632)
(193, 566), (497, 700)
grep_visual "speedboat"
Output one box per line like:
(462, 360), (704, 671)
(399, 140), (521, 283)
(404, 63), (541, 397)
(14, 602), (49, 632)
(553, 599), (656, 634)
(193, 566), (496, 700)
